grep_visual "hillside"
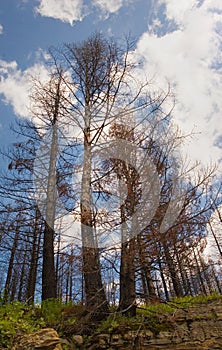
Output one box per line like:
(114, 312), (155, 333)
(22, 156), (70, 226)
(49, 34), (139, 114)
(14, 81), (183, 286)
(1, 294), (222, 349)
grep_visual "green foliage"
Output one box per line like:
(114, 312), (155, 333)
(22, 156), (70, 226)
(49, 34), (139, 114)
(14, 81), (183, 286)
(137, 302), (174, 316)
(97, 292), (222, 339)
(172, 291), (222, 306)
(0, 301), (45, 348)
(98, 314), (123, 333)
(0, 298), (81, 348)
(136, 292), (222, 316)
(98, 310), (160, 334)
(40, 298), (64, 326)
(145, 316), (170, 336)
(97, 312), (170, 337)
(0, 298), (77, 348)
(0, 294), (221, 348)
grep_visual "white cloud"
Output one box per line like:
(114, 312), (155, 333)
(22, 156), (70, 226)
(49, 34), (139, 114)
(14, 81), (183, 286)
(35, 0), (85, 25)
(93, 0), (124, 14)
(160, 0), (197, 26)
(35, 48), (51, 62)
(0, 60), (48, 118)
(0, 24), (3, 35)
(135, 0), (222, 169)
(35, 0), (132, 24)
(0, 60), (17, 74)
(162, 0), (222, 28)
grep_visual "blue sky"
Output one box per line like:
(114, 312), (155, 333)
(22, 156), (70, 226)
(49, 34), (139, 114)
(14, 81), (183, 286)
(0, 0), (221, 165)
(0, 0), (222, 258)
(0, 0), (222, 173)
(0, 0), (150, 155)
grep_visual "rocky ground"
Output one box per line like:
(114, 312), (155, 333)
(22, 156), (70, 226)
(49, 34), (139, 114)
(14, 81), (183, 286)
(8, 300), (222, 349)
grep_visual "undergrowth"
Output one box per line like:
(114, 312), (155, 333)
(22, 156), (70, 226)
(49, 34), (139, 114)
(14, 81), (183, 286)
(137, 291), (222, 316)
(0, 292), (221, 348)
(171, 291), (222, 306)
(97, 292), (222, 337)
(0, 301), (45, 348)
(0, 298), (73, 348)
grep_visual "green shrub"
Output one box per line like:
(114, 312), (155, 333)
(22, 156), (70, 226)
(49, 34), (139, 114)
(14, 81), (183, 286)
(0, 301), (45, 348)
(40, 298), (64, 326)
(172, 291), (222, 306)
(137, 302), (174, 316)
(98, 313), (144, 333)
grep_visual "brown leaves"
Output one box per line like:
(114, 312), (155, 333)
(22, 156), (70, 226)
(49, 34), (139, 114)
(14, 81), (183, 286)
(8, 158), (33, 172)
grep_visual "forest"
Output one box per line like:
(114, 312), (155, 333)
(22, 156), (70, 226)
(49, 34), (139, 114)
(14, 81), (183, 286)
(0, 33), (221, 327)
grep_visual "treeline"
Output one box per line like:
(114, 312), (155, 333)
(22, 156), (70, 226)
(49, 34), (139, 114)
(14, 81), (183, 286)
(0, 34), (221, 318)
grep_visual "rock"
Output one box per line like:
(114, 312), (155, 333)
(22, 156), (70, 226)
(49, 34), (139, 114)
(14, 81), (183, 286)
(11, 301), (222, 350)
(11, 328), (62, 350)
(96, 334), (109, 345)
(86, 301), (222, 349)
(72, 334), (84, 346)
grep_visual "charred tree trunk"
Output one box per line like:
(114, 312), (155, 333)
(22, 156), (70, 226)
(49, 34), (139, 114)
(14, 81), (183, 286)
(4, 221), (19, 301)
(26, 208), (42, 303)
(158, 256), (170, 301)
(42, 75), (63, 300)
(193, 247), (207, 295)
(137, 235), (156, 302)
(119, 241), (136, 316)
(18, 247), (27, 302)
(119, 198), (136, 316)
(163, 240), (183, 297)
(81, 126), (108, 318)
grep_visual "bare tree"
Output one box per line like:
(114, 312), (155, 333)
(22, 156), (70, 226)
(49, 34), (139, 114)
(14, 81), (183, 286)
(0, 33), (221, 324)
(50, 33), (157, 317)
(31, 69), (70, 300)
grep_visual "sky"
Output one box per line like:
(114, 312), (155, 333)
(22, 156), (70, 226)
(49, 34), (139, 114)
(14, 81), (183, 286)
(0, 0), (221, 167)
(0, 0), (222, 252)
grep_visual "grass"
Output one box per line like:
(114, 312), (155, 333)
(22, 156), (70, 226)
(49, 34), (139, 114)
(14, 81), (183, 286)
(0, 301), (45, 348)
(171, 291), (222, 307)
(0, 292), (221, 348)
(98, 292), (222, 337)
(0, 298), (75, 348)
(136, 291), (222, 316)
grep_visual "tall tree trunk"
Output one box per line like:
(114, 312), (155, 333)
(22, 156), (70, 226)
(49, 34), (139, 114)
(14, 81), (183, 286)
(140, 269), (149, 303)
(42, 222), (57, 300)
(120, 239), (136, 316)
(193, 247), (207, 295)
(65, 263), (70, 304)
(145, 266), (156, 298)
(158, 255), (170, 301)
(138, 236), (156, 301)
(163, 240), (183, 297)
(42, 76), (62, 300)
(4, 221), (19, 301)
(208, 221), (222, 258)
(55, 226), (62, 299)
(119, 202), (136, 316)
(175, 248), (192, 296)
(211, 264), (222, 293)
(18, 247), (27, 302)
(10, 272), (18, 302)
(81, 126), (108, 318)
(69, 248), (74, 302)
(198, 250), (212, 293)
(189, 269), (199, 295)
(26, 208), (42, 303)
